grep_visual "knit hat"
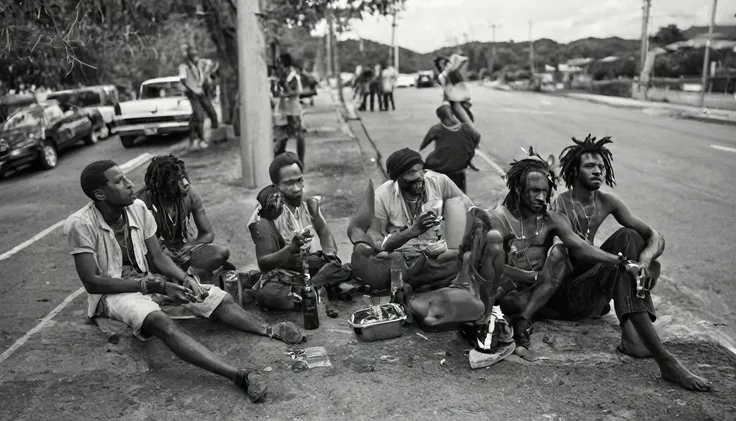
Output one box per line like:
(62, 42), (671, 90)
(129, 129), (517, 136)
(386, 148), (424, 180)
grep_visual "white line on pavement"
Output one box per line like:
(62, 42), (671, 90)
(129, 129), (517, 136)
(0, 288), (85, 364)
(0, 153), (152, 262)
(710, 144), (736, 154)
(475, 149), (506, 176)
(0, 152), (153, 364)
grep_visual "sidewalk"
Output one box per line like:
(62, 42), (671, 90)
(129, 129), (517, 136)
(1, 94), (735, 421)
(558, 92), (736, 126)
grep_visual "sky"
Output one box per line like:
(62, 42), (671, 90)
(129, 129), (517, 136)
(338, 0), (736, 53)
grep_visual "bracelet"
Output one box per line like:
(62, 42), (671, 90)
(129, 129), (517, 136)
(145, 279), (167, 294)
(140, 278), (147, 295)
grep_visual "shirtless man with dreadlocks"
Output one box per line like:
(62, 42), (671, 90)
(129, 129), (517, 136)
(405, 151), (622, 353)
(139, 155), (236, 285)
(533, 134), (710, 392)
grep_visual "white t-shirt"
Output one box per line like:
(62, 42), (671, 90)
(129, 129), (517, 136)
(381, 66), (398, 93)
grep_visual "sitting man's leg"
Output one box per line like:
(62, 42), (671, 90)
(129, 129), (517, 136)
(181, 285), (306, 345)
(504, 244), (574, 349)
(187, 243), (232, 282)
(598, 228), (711, 391)
(407, 228), (505, 329)
(102, 292), (268, 402)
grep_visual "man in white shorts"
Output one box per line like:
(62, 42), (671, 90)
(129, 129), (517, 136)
(64, 160), (305, 403)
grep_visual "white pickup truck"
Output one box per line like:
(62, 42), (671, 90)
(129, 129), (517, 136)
(112, 76), (222, 148)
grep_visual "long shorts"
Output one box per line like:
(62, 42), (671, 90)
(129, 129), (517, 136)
(96, 284), (227, 340)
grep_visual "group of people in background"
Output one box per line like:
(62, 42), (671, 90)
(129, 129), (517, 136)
(353, 61), (398, 112)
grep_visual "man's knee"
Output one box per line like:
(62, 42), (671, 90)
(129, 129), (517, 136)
(141, 311), (179, 339)
(214, 245), (230, 264)
(547, 244), (569, 263)
(484, 230), (504, 255)
(607, 228), (646, 256)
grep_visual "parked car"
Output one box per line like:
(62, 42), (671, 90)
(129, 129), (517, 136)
(416, 71), (435, 88)
(0, 101), (97, 177)
(0, 94), (38, 123)
(47, 85), (118, 138)
(112, 76), (222, 148)
(395, 73), (416, 88)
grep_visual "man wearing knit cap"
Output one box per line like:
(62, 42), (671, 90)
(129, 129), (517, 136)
(349, 148), (474, 293)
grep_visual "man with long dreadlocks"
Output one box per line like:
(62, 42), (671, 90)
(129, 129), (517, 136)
(139, 155), (236, 286)
(537, 134), (711, 392)
(400, 149), (620, 355)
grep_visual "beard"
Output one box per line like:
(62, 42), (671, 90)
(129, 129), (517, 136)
(399, 179), (424, 197)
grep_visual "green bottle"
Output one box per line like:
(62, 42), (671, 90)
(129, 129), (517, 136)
(302, 259), (319, 330)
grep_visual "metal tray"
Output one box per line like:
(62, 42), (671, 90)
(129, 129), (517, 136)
(348, 303), (407, 342)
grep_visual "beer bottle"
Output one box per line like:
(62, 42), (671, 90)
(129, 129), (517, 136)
(302, 259), (320, 330)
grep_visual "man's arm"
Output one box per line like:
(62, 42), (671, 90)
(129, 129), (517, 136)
(308, 199), (338, 255)
(73, 253), (147, 295)
(608, 193), (665, 267)
(188, 187), (215, 245)
(419, 125), (438, 151)
(551, 212), (619, 266)
(249, 221), (304, 272)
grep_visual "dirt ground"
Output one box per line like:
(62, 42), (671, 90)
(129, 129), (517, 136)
(0, 100), (735, 421)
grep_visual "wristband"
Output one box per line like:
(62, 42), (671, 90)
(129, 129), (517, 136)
(145, 279), (167, 295)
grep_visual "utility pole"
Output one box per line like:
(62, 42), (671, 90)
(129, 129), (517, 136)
(391, 8), (399, 72)
(489, 24), (499, 75)
(236, 0), (272, 188)
(528, 20), (535, 75)
(699, 0), (718, 108)
(639, 0), (651, 76)
(325, 25), (333, 78)
(329, 9), (344, 103)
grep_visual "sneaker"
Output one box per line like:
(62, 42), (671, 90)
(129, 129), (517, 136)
(236, 370), (267, 403)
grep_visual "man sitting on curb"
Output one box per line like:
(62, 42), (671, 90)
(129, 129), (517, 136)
(65, 160), (305, 403)
(247, 153), (351, 313)
(536, 135), (709, 391)
(349, 148), (474, 293)
(138, 155), (236, 287)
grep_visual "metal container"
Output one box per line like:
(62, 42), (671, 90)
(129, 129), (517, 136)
(348, 303), (407, 342)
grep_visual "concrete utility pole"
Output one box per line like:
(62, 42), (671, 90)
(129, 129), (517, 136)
(391, 8), (399, 72)
(325, 26), (333, 77)
(528, 20), (535, 75)
(236, 0), (272, 188)
(639, 0), (651, 76)
(489, 24), (499, 74)
(699, 0), (718, 108)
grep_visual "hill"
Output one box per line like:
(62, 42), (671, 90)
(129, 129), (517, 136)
(681, 25), (736, 40)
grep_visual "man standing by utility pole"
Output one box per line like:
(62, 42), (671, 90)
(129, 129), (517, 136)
(179, 44), (220, 151)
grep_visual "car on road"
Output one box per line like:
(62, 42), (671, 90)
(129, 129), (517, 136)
(396, 73), (416, 88)
(112, 76), (222, 148)
(416, 71), (435, 88)
(47, 85), (118, 139)
(0, 100), (97, 177)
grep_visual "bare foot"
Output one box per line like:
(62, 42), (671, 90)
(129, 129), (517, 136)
(660, 357), (712, 392)
(618, 339), (652, 358)
(514, 346), (545, 362)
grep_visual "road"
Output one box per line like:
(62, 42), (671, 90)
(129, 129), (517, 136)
(358, 85), (736, 348)
(0, 134), (186, 353)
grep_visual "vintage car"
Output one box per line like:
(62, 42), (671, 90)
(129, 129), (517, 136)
(0, 100), (97, 177)
(47, 85), (118, 138)
(416, 71), (435, 88)
(112, 76), (222, 148)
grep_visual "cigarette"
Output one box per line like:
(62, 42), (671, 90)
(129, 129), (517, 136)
(416, 333), (429, 340)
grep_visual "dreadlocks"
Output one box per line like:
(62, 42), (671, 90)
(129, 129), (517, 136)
(502, 148), (558, 212)
(144, 155), (190, 244)
(559, 134), (615, 189)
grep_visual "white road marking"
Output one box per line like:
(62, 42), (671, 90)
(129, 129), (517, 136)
(710, 144), (736, 154)
(540, 98), (552, 106)
(474, 149), (506, 176)
(0, 152), (153, 364)
(0, 288), (85, 364)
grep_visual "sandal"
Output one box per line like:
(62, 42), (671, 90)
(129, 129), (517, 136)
(235, 370), (267, 403)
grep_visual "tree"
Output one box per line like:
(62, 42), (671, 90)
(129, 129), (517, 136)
(650, 24), (685, 47)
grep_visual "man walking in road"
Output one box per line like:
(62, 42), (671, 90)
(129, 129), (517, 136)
(419, 104), (480, 192)
(179, 43), (219, 150)
(65, 160), (306, 402)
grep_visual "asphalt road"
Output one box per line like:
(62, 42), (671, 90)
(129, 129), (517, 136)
(358, 85), (736, 347)
(0, 133), (186, 352)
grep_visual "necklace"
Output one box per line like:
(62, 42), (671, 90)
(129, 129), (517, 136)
(503, 208), (545, 272)
(571, 190), (597, 240)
